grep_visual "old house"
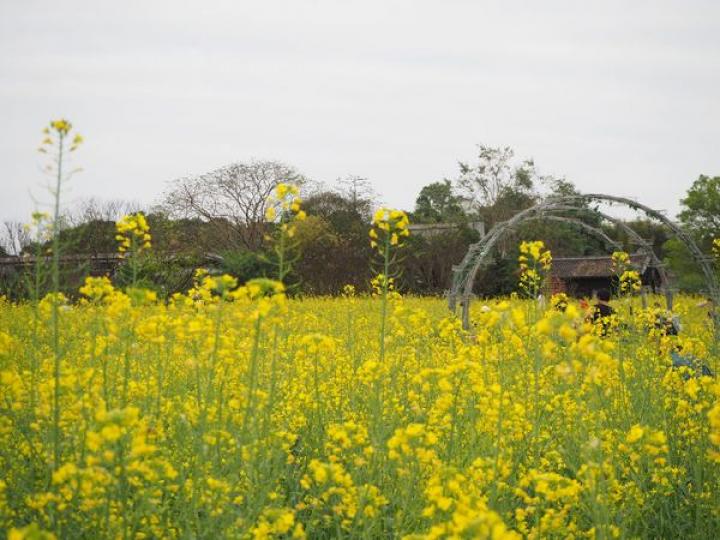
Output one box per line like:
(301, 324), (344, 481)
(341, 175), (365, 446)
(550, 252), (662, 298)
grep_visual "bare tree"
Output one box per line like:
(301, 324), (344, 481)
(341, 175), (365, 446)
(1, 221), (32, 256)
(66, 197), (142, 227)
(163, 160), (307, 251)
(335, 175), (378, 218)
(50, 198), (146, 255)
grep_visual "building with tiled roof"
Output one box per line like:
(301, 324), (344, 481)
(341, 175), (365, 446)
(550, 252), (662, 298)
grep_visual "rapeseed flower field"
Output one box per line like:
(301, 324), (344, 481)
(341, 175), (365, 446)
(2, 156), (720, 538)
(2, 282), (720, 538)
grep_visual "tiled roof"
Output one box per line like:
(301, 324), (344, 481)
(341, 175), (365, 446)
(552, 253), (650, 279)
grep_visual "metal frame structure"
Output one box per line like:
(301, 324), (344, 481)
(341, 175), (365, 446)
(449, 194), (716, 329)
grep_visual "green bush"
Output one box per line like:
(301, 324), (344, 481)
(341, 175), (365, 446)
(218, 250), (275, 284)
(113, 252), (200, 298)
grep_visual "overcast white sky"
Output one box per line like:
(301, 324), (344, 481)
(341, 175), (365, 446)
(1, 0), (719, 223)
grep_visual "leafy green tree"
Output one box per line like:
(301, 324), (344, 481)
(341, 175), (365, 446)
(147, 213), (217, 255)
(412, 180), (465, 224)
(218, 249), (274, 284)
(470, 254), (517, 297)
(661, 175), (720, 293)
(401, 226), (481, 293)
(114, 252), (200, 297)
(57, 220), (117, 254)
(663, 238), (705, 292)
(678, 175), (720, 240)
(455, 145), (538, 226)
(541, 176), (579, 198)
(302, 191), (370, 235)
(296, 190), (374, 292)
(605, 219), (669, 257)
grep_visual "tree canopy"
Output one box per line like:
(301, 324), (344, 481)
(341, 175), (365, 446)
(412, 180), (466, 224)
(678, 175), (720, 240)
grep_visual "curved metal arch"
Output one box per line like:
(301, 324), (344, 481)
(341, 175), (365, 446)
(449, 201), (569, 312)
(450, 202), (575, 326)
(535, 215), (623, 252)
(450, 194), (714, 329)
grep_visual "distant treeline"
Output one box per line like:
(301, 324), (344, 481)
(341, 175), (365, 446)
(2, 148), (719, 300)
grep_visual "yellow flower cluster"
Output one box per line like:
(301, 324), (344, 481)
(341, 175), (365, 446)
(550, 292), (569, 312)
(370, 273), (395, 296)
(8, 523), (56, 540)
(411, 466), (520, 539)
(265, 183), (306, 237)
(713, 238), (720, 259)
(251, 507), (305, 539)
(369, 208), (410, 251)
(341, 284), (356, 298)
(299, 458), (388, 530)
(38, 119), (83, 154)
(515, 469), (583, 536)
(115, 212), (151, 255)
(50, 119), (71, 135)
(611, 250), (630, 274)
(619, 269), (642, 294)
(78, 276), (116, 302)
(388, 423), (439, 464)
(519, 240), (552, 267)
(518, 240), (552, 297)
(611, 251), (643, 295)
(710, 400), (720, 462)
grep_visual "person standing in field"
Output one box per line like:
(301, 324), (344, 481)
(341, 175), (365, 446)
(589, 288), (616, 337)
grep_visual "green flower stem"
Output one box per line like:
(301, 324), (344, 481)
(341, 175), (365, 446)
(51, 130), (64, 474)
(379, 235), (390, 363)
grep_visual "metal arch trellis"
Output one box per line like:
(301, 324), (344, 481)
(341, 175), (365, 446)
(505, 211), (662, 279)
(449, 193), (717, 330)
(535, 215), (624, 252)
(448, 201), (571, 325)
